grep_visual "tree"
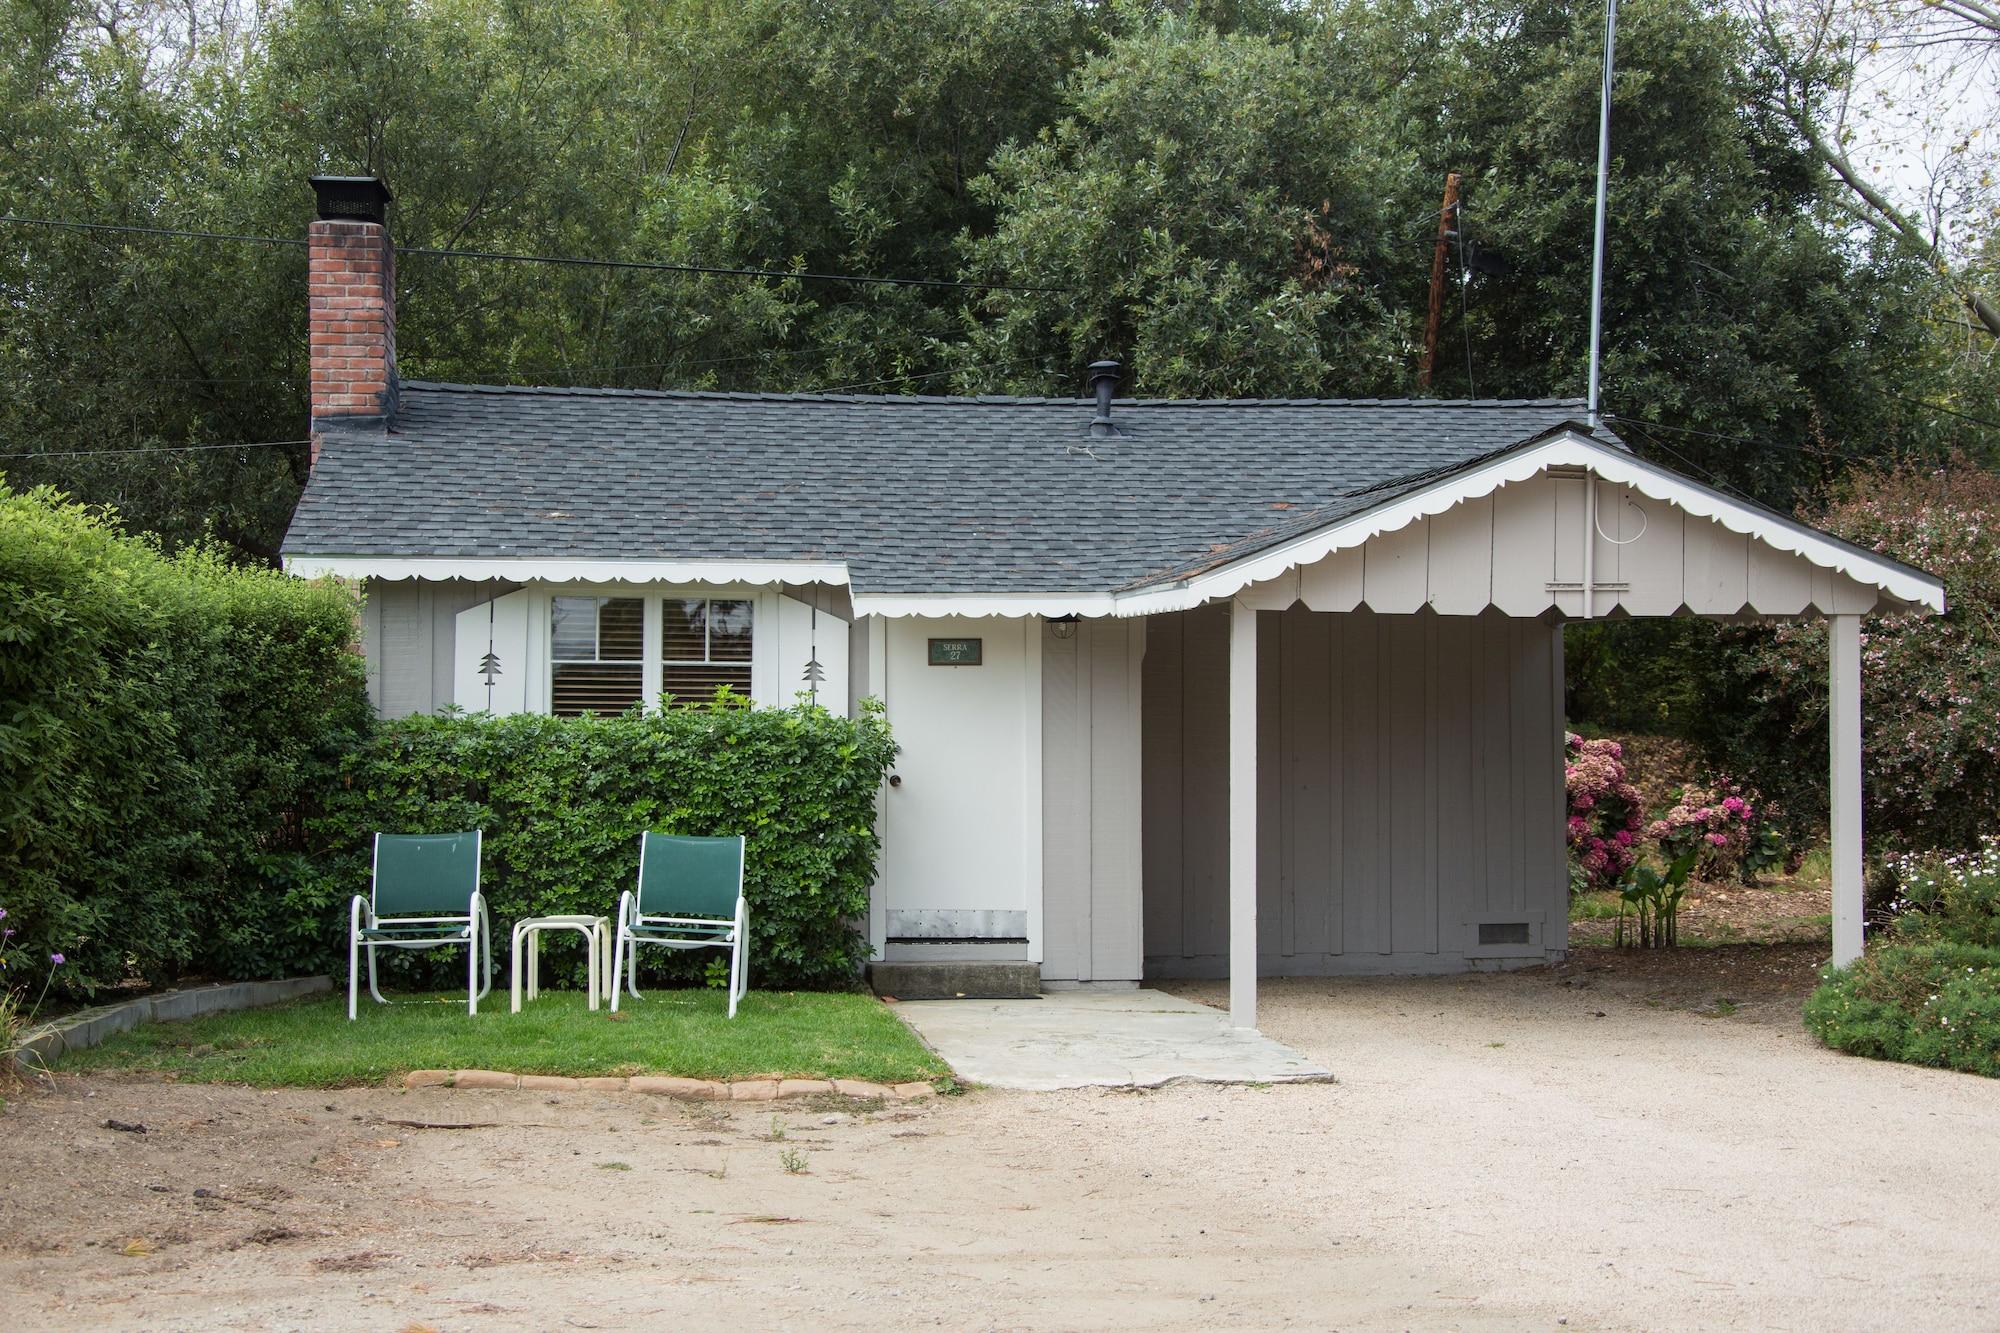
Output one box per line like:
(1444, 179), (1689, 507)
(955, 12), (1427, 396)
(1747, 0), (2000, 337)
(1423, 0), (1973, 503)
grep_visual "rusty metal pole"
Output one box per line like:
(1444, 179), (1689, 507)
(1418, 171), (1462, 392)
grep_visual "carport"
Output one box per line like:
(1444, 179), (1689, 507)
(1109, 426), (1944, 1027)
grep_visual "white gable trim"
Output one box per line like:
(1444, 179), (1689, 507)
(283, 555), (851, 587)
(1113, 431), (1944, 616)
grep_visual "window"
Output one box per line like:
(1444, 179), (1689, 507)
(663, 597), (754, 702)
(550, 595), (643, 716)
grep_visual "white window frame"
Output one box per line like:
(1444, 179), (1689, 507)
(524, 583), (776, 715)
(548, 593), (648, 717)
(660, 594), (758, 705)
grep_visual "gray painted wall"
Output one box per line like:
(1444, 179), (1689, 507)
(1042, 618), (1146, 984)
(1143, 605), (1568, 977)
(361, 578), (506, 717)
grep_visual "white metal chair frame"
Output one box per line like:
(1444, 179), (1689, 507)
(611, 835), (750, 1019)
(347, 830), (493, 1020)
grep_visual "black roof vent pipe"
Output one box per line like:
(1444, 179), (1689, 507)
(1087, 360), (1121, 438)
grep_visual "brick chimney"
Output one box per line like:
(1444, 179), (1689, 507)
(307, 176), (397, 460)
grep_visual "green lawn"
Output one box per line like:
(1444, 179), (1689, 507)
(62, 989), (947, 1089)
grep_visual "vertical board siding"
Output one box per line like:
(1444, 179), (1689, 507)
(1256, 611), (1284, 959)
(1340, 610), (1382, 955)
(1140, 612), (1185, 961)
(1089, 618), (1145, 980)
(1040, 632), (1089, 981)
(1181, 604), (1231, 959)
(1142, 606), (1566, 976)
(1259, 472), (1891, 620)
(1043, 618), (1145, 983)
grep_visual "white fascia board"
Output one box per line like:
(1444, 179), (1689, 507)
(283, 555), (852, 586)
(1120, 431), (1945, 615)
(849, 592), (1119, 619)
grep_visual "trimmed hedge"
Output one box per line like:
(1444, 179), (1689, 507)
(0, 481), (370, 997)
(297, 703), (897, 990)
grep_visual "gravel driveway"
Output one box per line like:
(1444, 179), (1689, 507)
(4, 968), (1995, 1330)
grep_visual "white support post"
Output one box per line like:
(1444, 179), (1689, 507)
(1228, 598), (1259, 1029)
(1830, 613), (1864, 966)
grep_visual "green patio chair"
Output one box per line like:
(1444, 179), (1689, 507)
(348, 831), (492, 1020)
(611, 833), (749, 1018)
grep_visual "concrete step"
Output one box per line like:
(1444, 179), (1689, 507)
(868, 961), (1041, 1001)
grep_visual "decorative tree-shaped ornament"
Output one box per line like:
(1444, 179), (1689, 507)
(480, 584), (502, 710)
(802, 601), (823, 702)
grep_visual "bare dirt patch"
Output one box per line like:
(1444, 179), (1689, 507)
(6, 972), (1999, 1330)
(1570, 880), (1831, 950)
(1547, 943), (1828, 1024)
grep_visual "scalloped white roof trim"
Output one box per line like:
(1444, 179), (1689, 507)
(847, 592), (1120, 619)
(282, 556), (850, 586)
(1111, 430), (1944, 617)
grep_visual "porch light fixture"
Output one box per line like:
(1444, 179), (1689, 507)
(1049, 614), (1079, 640)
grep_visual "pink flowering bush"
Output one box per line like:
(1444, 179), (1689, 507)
(1566, 733), (1646, 892)
(1647, 777), (1764, 881)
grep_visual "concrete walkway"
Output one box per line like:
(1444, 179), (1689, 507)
(891, 988), (1331, 1091)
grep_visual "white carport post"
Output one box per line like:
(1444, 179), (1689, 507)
(1830, 613), (1864, 966)
(1229, 597), (1258, 1029)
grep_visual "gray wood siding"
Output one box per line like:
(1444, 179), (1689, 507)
(1245, 473), (1885, 618)
(1143, 606), (1567, 977)
(1042, 618), (1145, 983)
(362, 579), (495, 717)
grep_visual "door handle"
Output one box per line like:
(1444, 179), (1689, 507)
(888, 774), (902, 788)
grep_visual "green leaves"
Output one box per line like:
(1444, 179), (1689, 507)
(301, 701), (897, 991)
(0, 480), (369, 997)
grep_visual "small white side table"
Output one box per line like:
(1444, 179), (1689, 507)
(510, 915), (614, 1013)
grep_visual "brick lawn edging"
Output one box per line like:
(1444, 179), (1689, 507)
(12, 976), (334, 1073)
(404, 1069), (937, 1100)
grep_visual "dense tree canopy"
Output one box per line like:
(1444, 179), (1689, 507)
(0, 0), (1993, 558)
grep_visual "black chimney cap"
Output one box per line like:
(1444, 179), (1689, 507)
(1087, 359), (1122, 388)
(310, 176), (393, 225)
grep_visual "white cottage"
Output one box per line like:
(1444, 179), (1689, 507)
(285, 178), (1943, 1027)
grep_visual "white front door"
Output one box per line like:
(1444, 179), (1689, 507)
(879, 616), (1040, 958)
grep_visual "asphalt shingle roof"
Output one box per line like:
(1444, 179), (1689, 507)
(282, 382), (1617, 594)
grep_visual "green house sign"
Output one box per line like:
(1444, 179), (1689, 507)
(927, 637), (983, 666)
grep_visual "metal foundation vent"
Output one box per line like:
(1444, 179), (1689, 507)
(1477, 921), (1532, 946)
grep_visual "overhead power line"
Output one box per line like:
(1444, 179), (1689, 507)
(0, 213), (1062, 293)
(0, 438), (309, 461)
(1604, 413), (1877, 465)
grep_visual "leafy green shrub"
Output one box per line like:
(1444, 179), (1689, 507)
(1887, 838), (2000, 950)
(0, 481), (369, 998)
(1804, 941), (2000, 1078)
(1805, 838), (2000, 1077)
(296, 702), (897, 991)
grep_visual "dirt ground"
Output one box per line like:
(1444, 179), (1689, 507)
(6, 964), (1999, 1331)
(1568, 880), (1833, 951)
